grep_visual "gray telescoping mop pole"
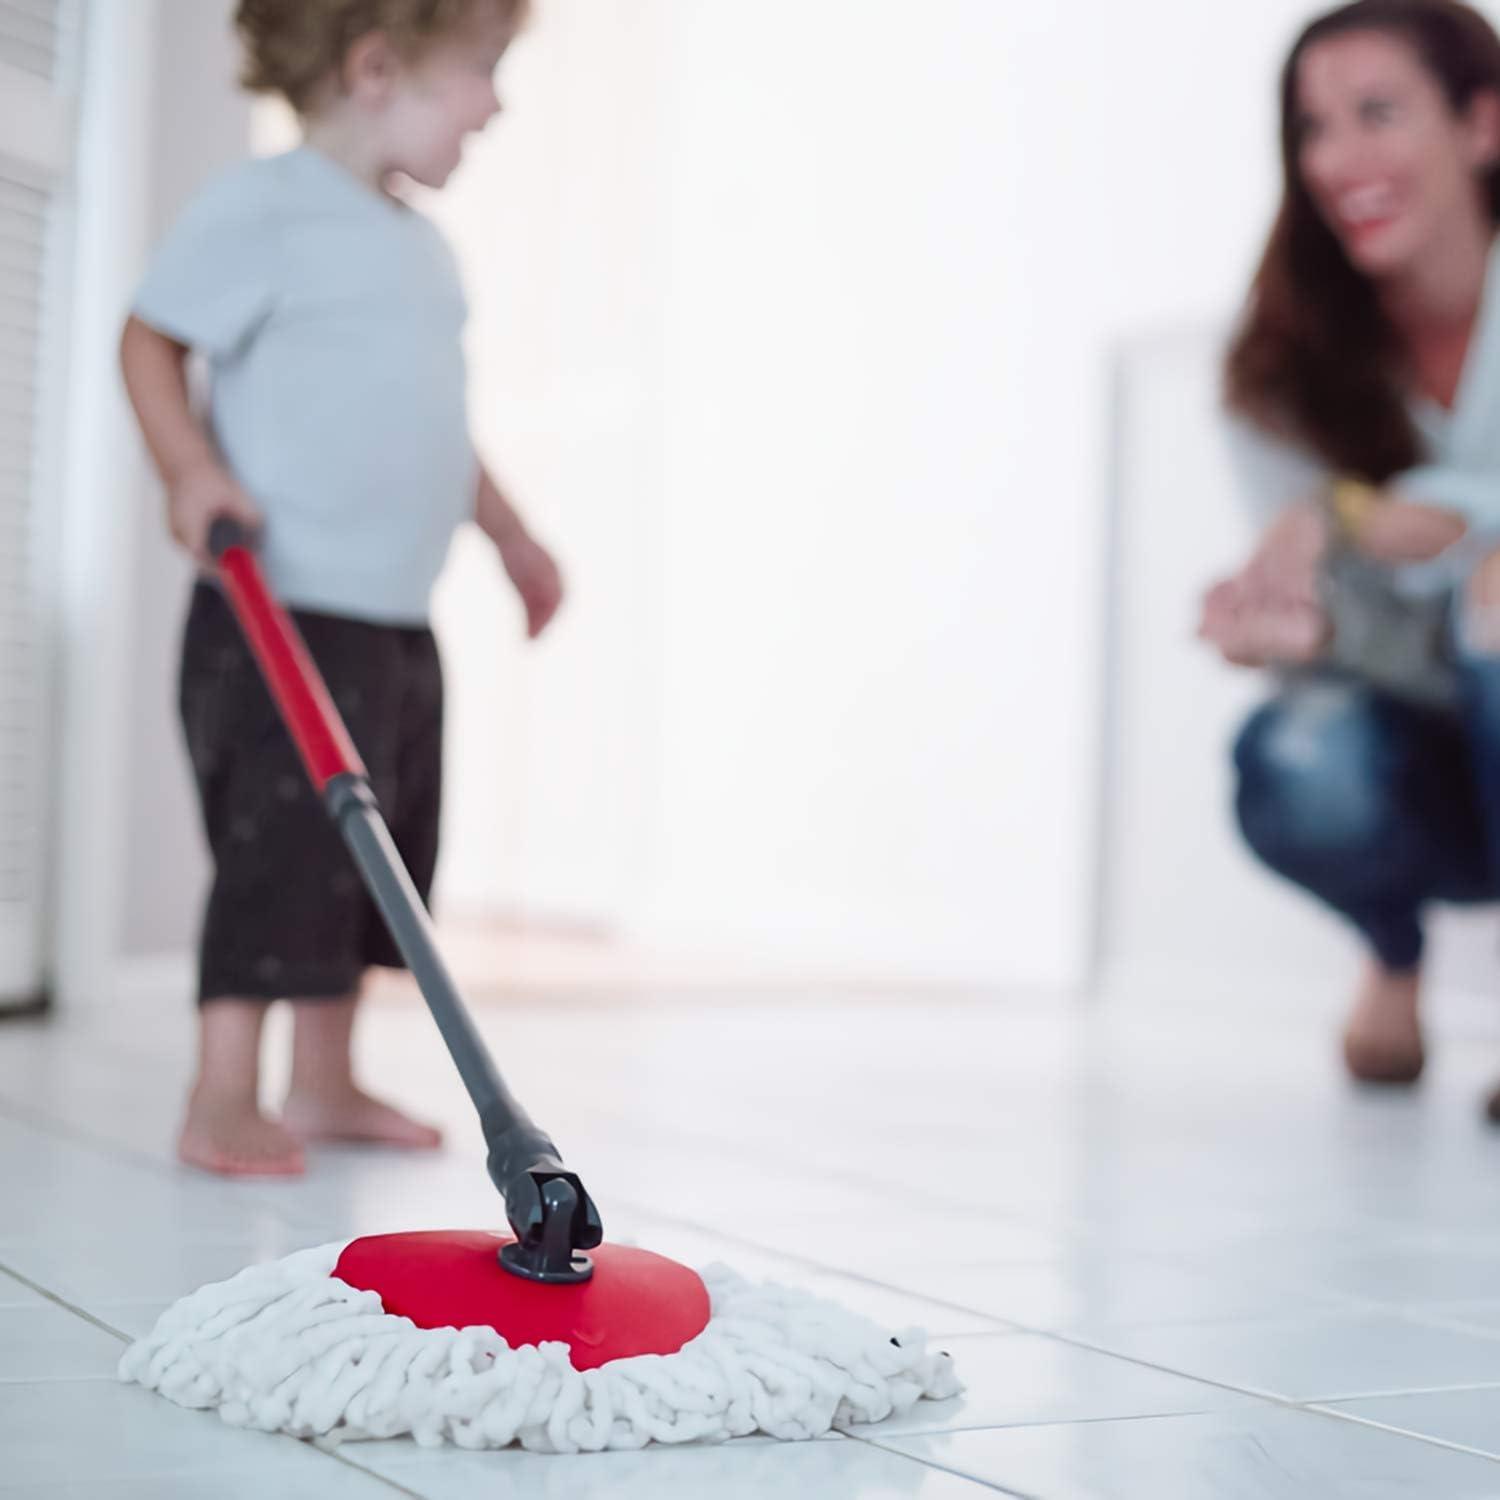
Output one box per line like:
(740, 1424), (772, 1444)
(209, 519), (602, 1284)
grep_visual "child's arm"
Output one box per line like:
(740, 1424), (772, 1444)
(475, 463), (563, 639)
(120, 315), (262, 564)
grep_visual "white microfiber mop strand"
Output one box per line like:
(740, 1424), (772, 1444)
(117, 1243), (962, 1453)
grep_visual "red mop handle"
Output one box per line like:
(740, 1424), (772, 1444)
(207, 519), (367, 793)
(206, 522), (602, 1280)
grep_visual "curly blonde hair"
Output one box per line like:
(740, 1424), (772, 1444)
(235, 0), (529, 112)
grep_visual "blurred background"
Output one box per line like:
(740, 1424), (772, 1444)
(8, 0), (1499, 1021)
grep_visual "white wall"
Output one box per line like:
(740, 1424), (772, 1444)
(1102, 326), (1352, 996)
(631, 0), (1330, 985)
(425, 0), (1347, 989)
(49, 0), (177, 1007)
(118, 0), (248, 960)
(47, 0), (249, 999)
(425, 0), (672, 928)
(101, 0), (1479, 995)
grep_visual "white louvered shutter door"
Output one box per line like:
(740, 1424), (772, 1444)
(0, 0), (77, 1008)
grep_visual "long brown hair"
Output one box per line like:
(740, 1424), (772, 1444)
(1225, 0), (1500, 479)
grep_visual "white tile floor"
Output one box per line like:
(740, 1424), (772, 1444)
(8, 968), (1500, 1497)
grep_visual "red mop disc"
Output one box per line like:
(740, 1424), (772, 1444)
(334, 1230), (712, 1372)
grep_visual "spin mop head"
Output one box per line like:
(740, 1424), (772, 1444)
(118, 1231), (962, 1452)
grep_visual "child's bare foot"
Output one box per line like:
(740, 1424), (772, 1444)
(1342, 962), (1424, 1085)
(282, 1086), (443, 1149)
(178, 1091), (306, 1177)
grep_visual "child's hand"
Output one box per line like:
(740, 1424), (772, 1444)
(169, 461), (263, 567)
(499, 531), (564, 639)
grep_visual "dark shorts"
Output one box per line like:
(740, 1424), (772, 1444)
(179, 583), (444, 1005)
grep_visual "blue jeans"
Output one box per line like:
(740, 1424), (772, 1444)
(1233, 655), (1500, 972)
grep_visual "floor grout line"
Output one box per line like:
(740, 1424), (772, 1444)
(1302, 1379), (1500, 1402)
(586, 1103), (1064, 1222)
(598, 1193), (1427, 1343)
(851, 1404), (1260, 1450)
(1293, 1401), (1500, 1466)
(0, 1092), (200, 1184)
(0, 1257), (131, 1343)
(604, 1194), (1026, 1328)
(1011, 1326), (1500, 1470)
(1381, 1305), (1500, 1345)
(860, 1400), (1500, 1476)
(324, 1450), (430, 1498)
(843, 1430), (1033, 1496)
(599, 1198), (1425, 1430)
(0, 1253), (432, 1499)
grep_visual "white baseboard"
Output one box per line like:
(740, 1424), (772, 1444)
(1096, 955), (1500, 1042)
(108, 944), (1500, 1040)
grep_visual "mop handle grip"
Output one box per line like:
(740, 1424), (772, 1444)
(208, 519), (367, 792)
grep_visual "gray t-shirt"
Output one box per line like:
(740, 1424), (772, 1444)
(134, 146), (477, 626)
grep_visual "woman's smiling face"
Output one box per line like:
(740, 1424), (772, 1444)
(1295, 27), (1500, 281)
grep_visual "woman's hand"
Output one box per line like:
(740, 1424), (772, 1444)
(1198, 573), (1332, 667)
(1197, 501), (1332, 668)
(1241, 501), (1329, 605)
(1354, 496), (1467, 565)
